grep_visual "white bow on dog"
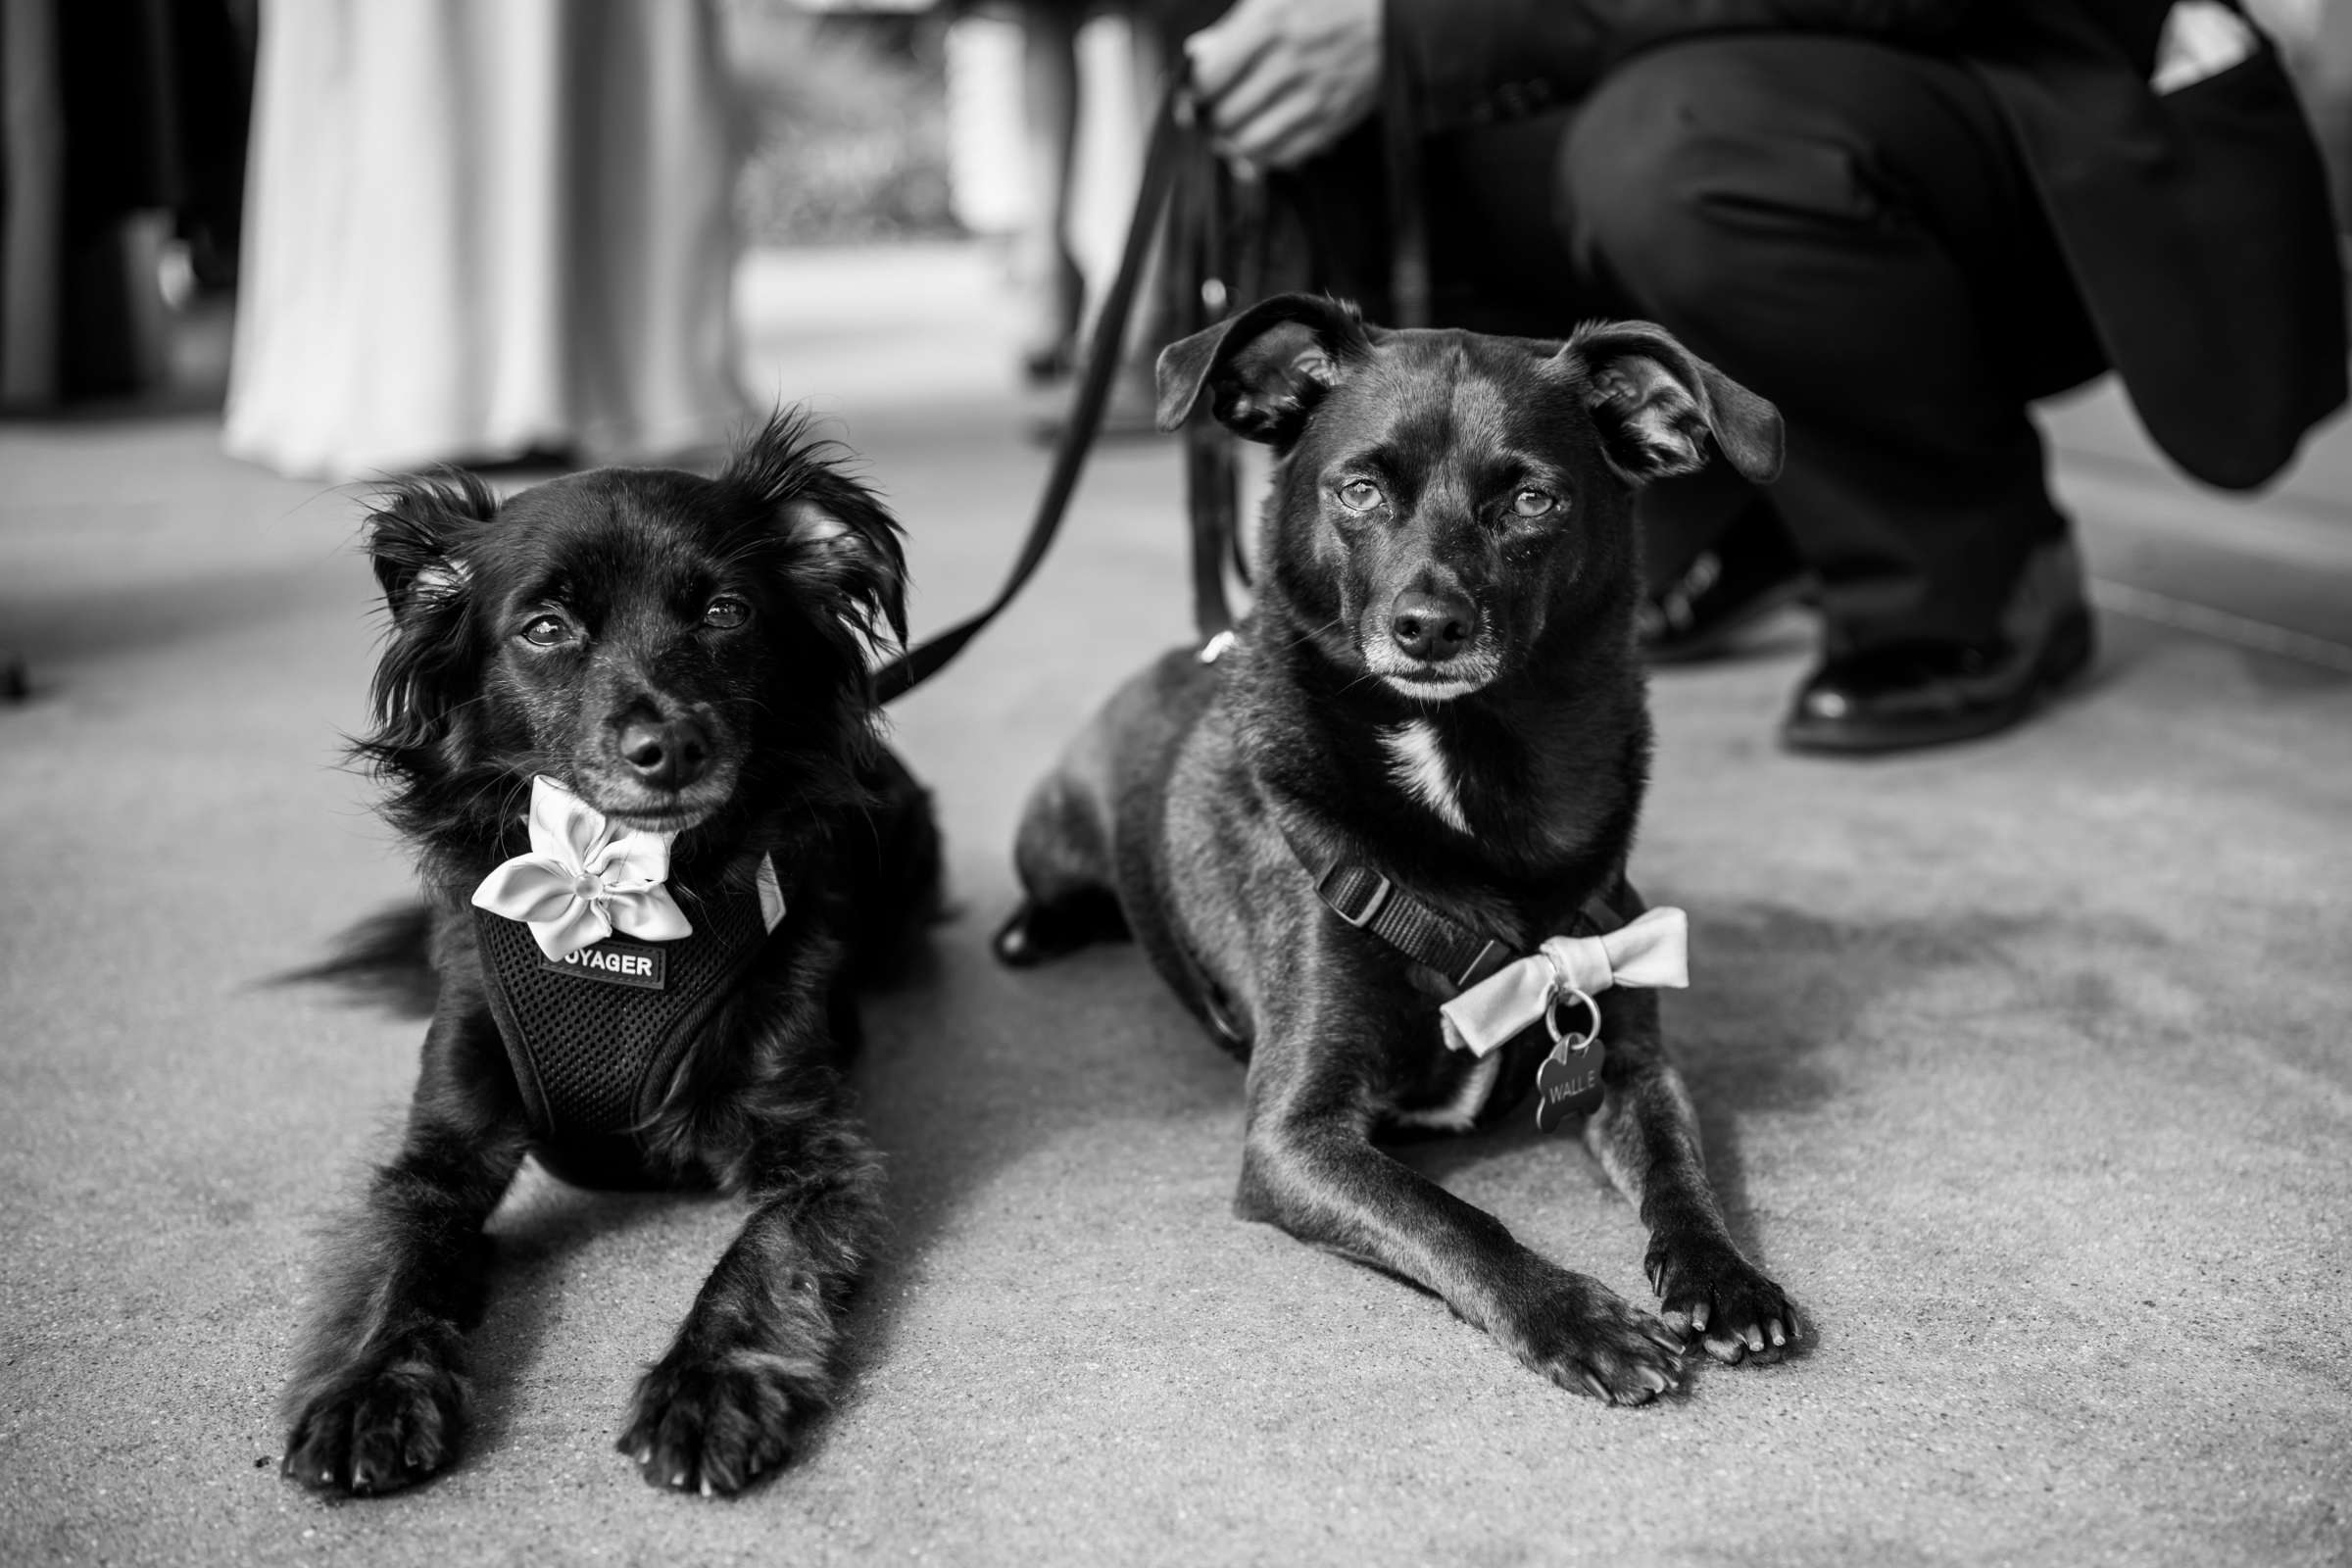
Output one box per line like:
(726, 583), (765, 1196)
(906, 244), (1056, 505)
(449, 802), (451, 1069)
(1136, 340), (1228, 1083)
(1439, 907), (1690, 1058)
(471, 776), (693, 959)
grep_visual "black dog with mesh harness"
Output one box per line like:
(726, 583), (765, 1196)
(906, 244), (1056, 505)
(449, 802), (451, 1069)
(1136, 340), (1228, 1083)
(279, 414), (940, 1498)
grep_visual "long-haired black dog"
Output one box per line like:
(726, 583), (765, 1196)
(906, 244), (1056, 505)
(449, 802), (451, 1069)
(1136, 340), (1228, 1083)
(282, 414), (939, 1497)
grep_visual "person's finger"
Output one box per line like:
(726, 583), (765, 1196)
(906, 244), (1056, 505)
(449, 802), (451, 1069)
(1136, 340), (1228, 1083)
(1215, 87), (1306, 166)
(1255, 106), (1353, 172)
(1183, 17), (1276, 105)
(1200, 46), (1304, 144)
(1227, 63), (1378, 170)
(1231, 89), (1348, 170)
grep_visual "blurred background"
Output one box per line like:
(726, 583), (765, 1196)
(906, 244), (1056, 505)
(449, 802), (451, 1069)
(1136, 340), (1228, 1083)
(5, 0), (2350, 666)
(7, 0), (2352, 465)
(0, 0), (1165, 431)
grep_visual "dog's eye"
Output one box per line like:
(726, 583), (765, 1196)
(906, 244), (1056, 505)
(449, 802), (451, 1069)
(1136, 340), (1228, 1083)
(1511, 488), (1556, 518)
(1337, 479), (1384, 513)
(520, 613), (572, 647)
(703, 597), (752, 630)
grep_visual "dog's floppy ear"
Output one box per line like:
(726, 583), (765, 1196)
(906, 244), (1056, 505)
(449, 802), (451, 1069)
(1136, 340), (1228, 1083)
(367, 468), (493, 622)
(724, 412), (910, 648)
(362, 470), (497, 756)
(1155, 293), (1373, 445)
(1562, 321), (1784, 486)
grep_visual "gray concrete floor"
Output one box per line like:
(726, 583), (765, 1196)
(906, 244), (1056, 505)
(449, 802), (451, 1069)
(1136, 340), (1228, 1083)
(4, 243), (2350, 1567)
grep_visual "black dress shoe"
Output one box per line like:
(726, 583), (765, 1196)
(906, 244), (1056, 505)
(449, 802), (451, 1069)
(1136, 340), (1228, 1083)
(1781, 602), (2096, 755)
(1639, 518), (1808, 664)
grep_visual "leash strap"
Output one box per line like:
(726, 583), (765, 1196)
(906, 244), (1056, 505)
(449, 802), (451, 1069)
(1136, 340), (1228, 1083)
(876, 43), (1437, 694)
(1177, 220), (1240, 638)
(1380, 18), (1432, 328)
(1170, 122), (1267, 641)
(872, 74), (1198, 703)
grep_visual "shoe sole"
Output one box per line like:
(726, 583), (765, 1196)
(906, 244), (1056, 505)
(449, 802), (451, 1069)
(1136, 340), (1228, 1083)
(1779, 607), (2097, 757)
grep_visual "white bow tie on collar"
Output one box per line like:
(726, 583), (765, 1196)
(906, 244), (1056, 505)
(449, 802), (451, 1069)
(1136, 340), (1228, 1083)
(1439, 906), (1690, 1058)
(470, 776), (694, 959)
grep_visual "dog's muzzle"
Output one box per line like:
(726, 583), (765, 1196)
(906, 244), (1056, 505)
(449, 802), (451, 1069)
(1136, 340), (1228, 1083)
(1368, 586), (1499, 700)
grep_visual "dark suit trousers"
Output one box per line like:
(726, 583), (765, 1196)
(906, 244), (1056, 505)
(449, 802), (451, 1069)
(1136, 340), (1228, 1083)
(1419, 34), (2108, 652)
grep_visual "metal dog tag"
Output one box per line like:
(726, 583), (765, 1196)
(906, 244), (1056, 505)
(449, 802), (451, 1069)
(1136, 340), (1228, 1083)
(1533, 989), (1604, 1132)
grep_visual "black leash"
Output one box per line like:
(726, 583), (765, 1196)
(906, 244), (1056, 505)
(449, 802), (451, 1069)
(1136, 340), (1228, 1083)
(875, 35), (1434, 699)
(1168, 119), (1264, 641)
(872, 74), (1207, 704)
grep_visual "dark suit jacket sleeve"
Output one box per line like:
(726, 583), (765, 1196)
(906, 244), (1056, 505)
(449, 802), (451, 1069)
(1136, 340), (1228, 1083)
(1394, 0), (1976, 129)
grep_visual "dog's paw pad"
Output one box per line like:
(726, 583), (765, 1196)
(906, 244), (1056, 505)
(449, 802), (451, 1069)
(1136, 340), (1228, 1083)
(281, 1350), (466, 1495)
(617, 1348), (823, 1496)
(1502, 1274), (1687, 1406)
(1648, 1237), (1799, 1366)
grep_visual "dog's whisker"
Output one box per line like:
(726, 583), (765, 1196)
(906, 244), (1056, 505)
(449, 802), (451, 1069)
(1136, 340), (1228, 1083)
(1270, 614), (1348, 655)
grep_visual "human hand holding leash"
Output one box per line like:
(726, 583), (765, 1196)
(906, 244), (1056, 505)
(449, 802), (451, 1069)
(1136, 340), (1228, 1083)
(1185, 0), (1381, 172)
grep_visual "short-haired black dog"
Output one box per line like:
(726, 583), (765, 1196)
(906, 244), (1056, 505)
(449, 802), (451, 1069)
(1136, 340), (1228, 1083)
(282, 415), (939, 1495)
(998, 295), (1797, 1400)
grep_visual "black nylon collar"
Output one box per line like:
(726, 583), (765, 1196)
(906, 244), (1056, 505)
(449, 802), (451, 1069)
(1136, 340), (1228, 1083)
(1292, 832), (1517, 992)
(1274, 810), (1627, 996)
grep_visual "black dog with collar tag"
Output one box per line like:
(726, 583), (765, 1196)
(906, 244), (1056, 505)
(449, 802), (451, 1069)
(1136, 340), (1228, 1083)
(997, 293), (1801, 1401)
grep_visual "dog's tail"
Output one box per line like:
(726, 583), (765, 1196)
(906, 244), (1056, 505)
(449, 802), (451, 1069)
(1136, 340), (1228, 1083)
(270, 902), (440, 1018)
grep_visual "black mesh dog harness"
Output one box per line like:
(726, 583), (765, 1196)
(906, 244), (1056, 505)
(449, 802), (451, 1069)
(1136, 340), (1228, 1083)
(473, 867), (774, 1170)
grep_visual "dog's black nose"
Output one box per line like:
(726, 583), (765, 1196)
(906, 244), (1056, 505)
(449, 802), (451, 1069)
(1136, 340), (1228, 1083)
(1389, 590), (1476, 662)
(616, 716), (713, 790)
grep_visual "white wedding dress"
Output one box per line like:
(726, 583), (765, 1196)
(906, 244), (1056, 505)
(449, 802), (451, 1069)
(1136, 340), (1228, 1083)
(225, 0), (750, 480)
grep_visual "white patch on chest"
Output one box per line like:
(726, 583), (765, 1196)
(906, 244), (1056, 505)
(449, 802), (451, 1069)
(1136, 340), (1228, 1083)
(1380, 720), (1470, 834)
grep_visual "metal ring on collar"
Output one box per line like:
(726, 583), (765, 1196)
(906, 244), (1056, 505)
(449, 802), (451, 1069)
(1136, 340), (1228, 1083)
(1544, 985), (1600, 1048)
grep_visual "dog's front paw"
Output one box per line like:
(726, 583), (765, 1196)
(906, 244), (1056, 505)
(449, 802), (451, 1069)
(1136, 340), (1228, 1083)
(1493, 1266), (1687, 1405)
(618, 1348), (825, 1495)
(280, 1334), (468, 1495)
(1647, 1233), (1799, 1365)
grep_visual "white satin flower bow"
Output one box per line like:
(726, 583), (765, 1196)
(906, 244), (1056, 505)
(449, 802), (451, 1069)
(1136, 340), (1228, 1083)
(1439, 906), (1690, 1058)
(470, 776), (693, 959)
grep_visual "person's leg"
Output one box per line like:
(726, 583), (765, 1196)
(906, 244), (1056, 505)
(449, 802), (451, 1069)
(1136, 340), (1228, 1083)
(1422, 107), (1802, 648)
(1556, 34), (2104, 664)
(1015, 1), (1085, 381)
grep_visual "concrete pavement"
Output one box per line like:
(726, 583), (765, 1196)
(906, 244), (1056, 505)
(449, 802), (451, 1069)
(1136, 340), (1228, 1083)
(3, 243), (2349, 1566)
